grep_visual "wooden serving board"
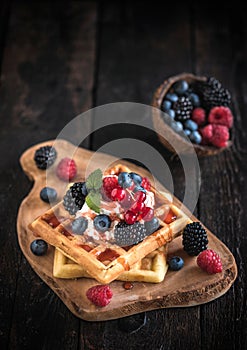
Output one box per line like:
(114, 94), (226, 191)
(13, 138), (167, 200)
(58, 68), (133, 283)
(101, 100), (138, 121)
(17, 140), (237, 321)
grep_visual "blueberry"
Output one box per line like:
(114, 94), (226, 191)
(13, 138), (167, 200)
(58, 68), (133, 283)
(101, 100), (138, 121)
(93, 214), (111, 232)
(168, 256), (184, 271)
(71, 217), (88, 234)
(118, 172), (132, 189)
(40, 187), (57, 203)
(166, 109), (175, 119)
(171, 121), (184, 133)
(162, 114), (172, 126)
(30, 239), (48, 256)
(173, 80), (189, 95)
(183, 129), (191, 137)
(81, 182), (88, 197)
(129, 172), (142, 185)
(189, 130), (202, 144)
(184, 119), (198, 131)
(161, 99), (172, 111)
(189, 93), (200, 107)
(166, 93), (179, 103)
(145, 217), (160, 234)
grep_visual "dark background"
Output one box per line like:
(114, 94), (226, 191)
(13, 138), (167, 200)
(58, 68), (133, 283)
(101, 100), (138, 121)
(0, 1), (246, 349)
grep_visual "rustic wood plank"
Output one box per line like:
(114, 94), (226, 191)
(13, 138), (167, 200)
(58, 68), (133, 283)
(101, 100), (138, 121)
(194, 4), (247, 350)
(0, 0), (11, 73)
(0, 1), (97, 349)
(87, 2), (202, 349)
(0, 0), (96, 140)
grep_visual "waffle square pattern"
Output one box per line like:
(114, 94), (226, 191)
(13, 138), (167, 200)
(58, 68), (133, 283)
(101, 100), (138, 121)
(29, 164), (190, 284)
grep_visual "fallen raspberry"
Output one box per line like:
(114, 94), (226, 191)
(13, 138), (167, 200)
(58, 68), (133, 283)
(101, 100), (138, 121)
(56, 158), (77, 181)
(141, 177), (151, 191)
(199, 124), (213, 145)
(197, 249), (222, 274)
(86, 285), (113, 307)
(191, 107), (206, 126)
(102, 176), (118, 200)
(210, 124), (229, 148)
(208, 106), (233, 128)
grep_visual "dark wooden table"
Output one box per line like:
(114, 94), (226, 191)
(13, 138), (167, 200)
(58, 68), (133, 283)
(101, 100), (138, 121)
(0, 1), (246, 349)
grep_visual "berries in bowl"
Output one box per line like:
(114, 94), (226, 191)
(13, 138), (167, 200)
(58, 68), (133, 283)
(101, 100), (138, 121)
(152, 73), (234, 156)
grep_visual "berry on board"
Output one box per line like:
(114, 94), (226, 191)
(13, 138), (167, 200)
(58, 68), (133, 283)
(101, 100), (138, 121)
(168, 256), (184, 271)
(56, 158), (77, 181)
(86, 285), (113, 307)
(197, 249), (223, 274)
(30, 239), (48, 256)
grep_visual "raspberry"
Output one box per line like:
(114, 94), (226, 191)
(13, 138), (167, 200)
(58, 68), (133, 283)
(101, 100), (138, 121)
(210, 124), (229, 148)
(208, 106), (233, 128)
(56, 158), (77, 181)
(86, 285), (113, 307)
(141, 177), (151, 191)
(102, 176), (118, 200)
(199, 124), (213, 145)
(191, 107), (206, 126)
(197, 249), (223, 274)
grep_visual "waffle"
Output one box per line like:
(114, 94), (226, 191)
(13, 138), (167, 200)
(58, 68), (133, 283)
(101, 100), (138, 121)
(29, 164), (190, 284)
(53, 245), (168, 283)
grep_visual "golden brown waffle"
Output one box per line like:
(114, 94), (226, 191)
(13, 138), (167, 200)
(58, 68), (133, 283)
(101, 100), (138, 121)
(29, 164), (190, 284)
(53, 245), (168, 283)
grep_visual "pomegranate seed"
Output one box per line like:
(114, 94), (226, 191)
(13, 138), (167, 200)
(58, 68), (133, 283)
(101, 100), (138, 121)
(124, 210), (138, 224)
(134, 191), (146, 203)
(141, 207), (154, 221)
(111, 187), (126, 201)
(120, 191), (134, 209)
(131, 201), (145, 214)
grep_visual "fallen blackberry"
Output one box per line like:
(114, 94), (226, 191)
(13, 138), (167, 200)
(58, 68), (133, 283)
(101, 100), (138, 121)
(114, 221), (147, 246)
(182, 222), (208, 256)
(63, 182), (86, 215)
(173, 96), (193, 122)
(198, 77), (231, 110)
(34, 146), (57, 170)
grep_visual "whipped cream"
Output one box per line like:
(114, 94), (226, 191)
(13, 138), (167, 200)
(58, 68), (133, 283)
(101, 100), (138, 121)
(74, 175), (155, 244)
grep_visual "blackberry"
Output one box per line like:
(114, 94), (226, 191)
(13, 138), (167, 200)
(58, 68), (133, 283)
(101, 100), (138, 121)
(114, 221), (147, 246)
(34, 146), (57, 170)
(198, 77), (231, 110)
(173, 96), (193, 122)
(63, 182), (86, 215)
(182, 222), (208, 256)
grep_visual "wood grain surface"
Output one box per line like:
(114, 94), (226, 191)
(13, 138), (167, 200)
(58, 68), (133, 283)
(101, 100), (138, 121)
(17, 139), (237, 321)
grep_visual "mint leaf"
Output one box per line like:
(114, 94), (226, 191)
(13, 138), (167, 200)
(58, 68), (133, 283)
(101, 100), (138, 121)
(86, 169), (103, 191)
(85, 191), (101, 213)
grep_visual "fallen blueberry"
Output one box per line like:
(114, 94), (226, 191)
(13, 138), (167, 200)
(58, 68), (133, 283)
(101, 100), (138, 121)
(169, 256), (184, 271)
(40, 187), (57, 203)
(30, 239), (48, 256)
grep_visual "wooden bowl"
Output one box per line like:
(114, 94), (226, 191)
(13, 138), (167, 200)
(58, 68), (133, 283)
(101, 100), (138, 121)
(152, 72), (233, 157)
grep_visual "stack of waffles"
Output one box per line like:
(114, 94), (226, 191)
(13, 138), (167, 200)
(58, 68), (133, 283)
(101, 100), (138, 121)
(29, 165), (190, 284)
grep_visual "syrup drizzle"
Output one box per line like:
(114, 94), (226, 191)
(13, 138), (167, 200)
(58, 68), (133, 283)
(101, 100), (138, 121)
(43, 215), (65, 228)
(123, 282), (134, 290)
(96, 248), (120, 262)
(80, 244), (93, 252)
(164, 209), (177, 224)
(60, 228), (73, 237)
(118, 257), (130, 271)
